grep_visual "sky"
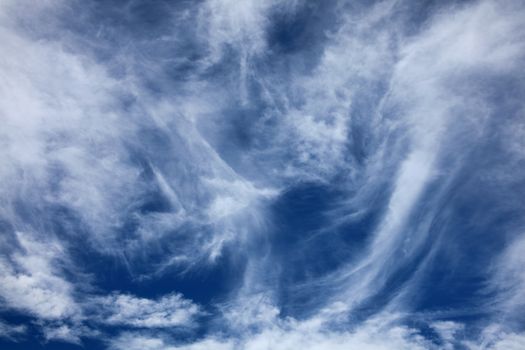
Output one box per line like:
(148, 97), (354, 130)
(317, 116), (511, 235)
(0, 0), (524, 349)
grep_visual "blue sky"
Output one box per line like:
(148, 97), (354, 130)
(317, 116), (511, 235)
(1, 0), (525, 349)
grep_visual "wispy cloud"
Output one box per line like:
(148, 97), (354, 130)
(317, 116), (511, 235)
(1, 0), (524, 348)
(94, 293), (201, 329)
(0, 232), (80, 321)
(0, 320), (26, 341)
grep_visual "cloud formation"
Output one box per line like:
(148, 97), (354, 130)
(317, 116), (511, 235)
(0, 232), (80, 321)
(95, 293), (201, 328)
(0, 0), (524, 349)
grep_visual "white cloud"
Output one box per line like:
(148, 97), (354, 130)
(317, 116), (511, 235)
(107, 303), (525, 350)
(1, 0), (525, 348)
(96, 293), (201, 328)
(110, 332), (232, 350)
(196, 0), (297, 103)
(462, 324), (525, 350)
(198, 0), (273, 59)
(0, 232), (80, 321)
(488, 233), (525, 321)
(481, 332), (525, 350)
(110, 333), (176, 350)
(431, 321), (464, 343)
(0, 3), (144, 253)
(40, 323), (83, 345)
(274, 1), (396, 180)
(109, 311), (434, 350)
(303, 0), (525, 313)
(0, 320), (26, 341)
(0, 0), (276, 271)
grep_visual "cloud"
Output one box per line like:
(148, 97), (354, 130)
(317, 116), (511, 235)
(463, 324), (525, 350)
(196, 0), (298, 103)
(0, 0), (275, 270)
(0, 0), (144, 252)
(0, 232), (91, 344)
(1, 0), (525, 348)
(108, 303), (525, 350)
(487, 233), (525, 324)
(39, 322), (92, 345)
(94, 293), (201, 329)
(0, 232), (201, 339)
(109, 312), (433, 350)
(110, 333), (231, 350)
(0, 232), (80, 321)
(0, 320), (26, 341)
(293, 0), (525, 315)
